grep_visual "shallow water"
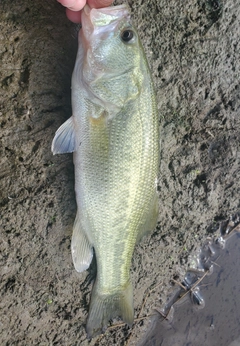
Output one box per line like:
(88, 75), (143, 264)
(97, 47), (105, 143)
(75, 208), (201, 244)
(139, 228), (240, 346)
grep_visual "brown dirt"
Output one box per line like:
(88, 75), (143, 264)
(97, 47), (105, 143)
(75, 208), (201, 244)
(0, 0), (239, 345)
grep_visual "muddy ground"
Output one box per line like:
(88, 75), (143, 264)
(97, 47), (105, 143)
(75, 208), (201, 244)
(0, 0), (239, 345)
(140, 226), (240, 346)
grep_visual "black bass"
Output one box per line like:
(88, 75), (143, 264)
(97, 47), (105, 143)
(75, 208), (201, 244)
(52, 4), (159, 337)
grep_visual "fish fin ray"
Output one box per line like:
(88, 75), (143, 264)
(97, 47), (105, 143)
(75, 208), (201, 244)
(51, 116), (76, 155)
(86, 280), (134, 338)
(71, 212), (93, 272)
(137, 192), (159, 243)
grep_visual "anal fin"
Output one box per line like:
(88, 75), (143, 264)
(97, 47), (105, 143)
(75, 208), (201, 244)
(71, 212), (93, 273)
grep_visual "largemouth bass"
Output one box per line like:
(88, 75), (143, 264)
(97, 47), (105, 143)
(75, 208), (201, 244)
(52, 4), (159, 337)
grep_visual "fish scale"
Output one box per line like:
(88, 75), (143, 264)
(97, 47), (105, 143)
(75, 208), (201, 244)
(52, 4), (159, 338)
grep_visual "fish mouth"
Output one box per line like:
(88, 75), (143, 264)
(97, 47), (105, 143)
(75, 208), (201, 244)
(82, 4), (130, 30)
(80, 4), (131, 52)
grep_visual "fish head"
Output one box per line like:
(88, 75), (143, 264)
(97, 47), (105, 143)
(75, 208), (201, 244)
(80, 4), (142, 87)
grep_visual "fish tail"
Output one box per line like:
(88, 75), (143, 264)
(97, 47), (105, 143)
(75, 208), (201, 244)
(86, 280), (134, 338)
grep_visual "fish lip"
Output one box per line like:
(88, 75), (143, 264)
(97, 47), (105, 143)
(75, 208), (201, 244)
(83, 3), (129, 14)
(83, 4), (130, 28)
(83, 4), (91, 16)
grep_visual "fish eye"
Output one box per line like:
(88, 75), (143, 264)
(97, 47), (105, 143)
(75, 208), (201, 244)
(121, 29), (134, 43)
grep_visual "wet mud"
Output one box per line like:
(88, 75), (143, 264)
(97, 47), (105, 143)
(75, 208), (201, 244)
(139, 216), (240, 346)
(0, 0), (240, 345)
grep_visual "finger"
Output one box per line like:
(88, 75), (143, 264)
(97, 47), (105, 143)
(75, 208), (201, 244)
(57, 0), (86, 11)
(66, 8), (82, 22)
(88, 0), (113, 9)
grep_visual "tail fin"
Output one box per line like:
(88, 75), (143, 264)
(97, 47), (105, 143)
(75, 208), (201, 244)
(86, 280), (134, 338)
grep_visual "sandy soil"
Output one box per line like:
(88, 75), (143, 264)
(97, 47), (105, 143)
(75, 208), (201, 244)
(0, 0), (239, 345)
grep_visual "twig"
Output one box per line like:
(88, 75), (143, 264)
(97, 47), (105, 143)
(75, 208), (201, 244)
(174, 269), (210, 304)
(138, 281), (163, 318)
(210, 260), (221, 268)
(171, 279), (187, 290)
(153, 307), (167, 318)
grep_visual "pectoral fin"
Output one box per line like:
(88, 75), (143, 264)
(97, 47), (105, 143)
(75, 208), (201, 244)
(71, 212), (93, 272)
(51, 116), (76, 155)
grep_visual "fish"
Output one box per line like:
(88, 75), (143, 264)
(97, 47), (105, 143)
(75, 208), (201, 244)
(51, 4), (159, 338)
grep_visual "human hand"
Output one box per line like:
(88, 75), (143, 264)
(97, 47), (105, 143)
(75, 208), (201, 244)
(57, 0), (113, 23)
